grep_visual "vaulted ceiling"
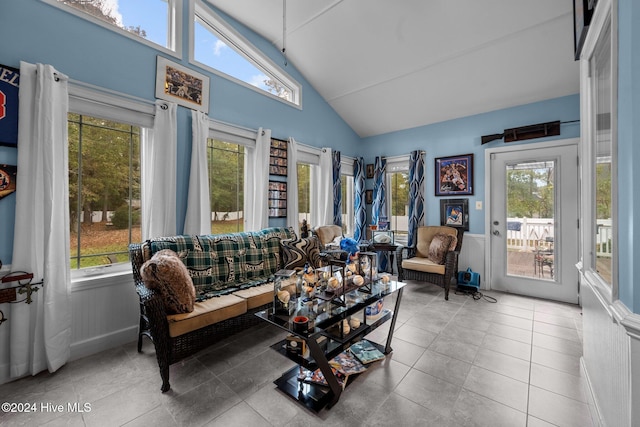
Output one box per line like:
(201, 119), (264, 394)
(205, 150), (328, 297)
(207, 0), (580, 138)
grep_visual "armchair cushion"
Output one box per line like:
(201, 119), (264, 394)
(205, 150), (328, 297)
(314, 225), (343, 248)
(428, 233), (453, 265)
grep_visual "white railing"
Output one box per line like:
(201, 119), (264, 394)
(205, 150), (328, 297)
(506, 217), (613, 258)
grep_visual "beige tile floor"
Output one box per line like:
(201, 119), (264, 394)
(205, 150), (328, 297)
(0, 281), (596, 426)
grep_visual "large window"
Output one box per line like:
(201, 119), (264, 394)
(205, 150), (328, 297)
(45, 0), (182, 54)
(208, 139), (244, 234)
(387, 165), (410, 245)
(68, 113), (141, 269)
(298, 163), (311, 228)
(341, 174), (354, 236)
(192, 1), (300, 106)
(590, 16), (614, 286)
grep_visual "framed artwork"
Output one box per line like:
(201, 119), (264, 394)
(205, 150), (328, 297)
(365, 189), (373, 204)
(435, 153), (473, 196)
(269, 138), (288, 176)
(155, 56), (210, 113)
(0, 64), (19, 147)
(0, 164), (17, 200)
(440, 198), (469, 231)
(366, 164), (374, 179)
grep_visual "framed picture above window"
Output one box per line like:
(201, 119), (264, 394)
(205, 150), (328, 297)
(440, 198), (469, 231)
(155, 56), (210, 113)
(435, 154), (474, 196)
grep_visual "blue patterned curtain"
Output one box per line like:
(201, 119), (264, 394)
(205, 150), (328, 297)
(332, 150), (342, 226)
(407, 150), (425, 248)
(372, 157), (388, 271)
(372, 157), (387, 225)
(354, 158), (366, 242)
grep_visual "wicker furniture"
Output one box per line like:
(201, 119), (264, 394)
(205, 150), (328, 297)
(129, 227), (296, 392)
(396, 226), (464, 300)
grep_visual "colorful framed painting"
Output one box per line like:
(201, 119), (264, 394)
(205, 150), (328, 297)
(435, 153), (474, 196)
(155, 56), (210, 113)
(440, 198), (469, 231)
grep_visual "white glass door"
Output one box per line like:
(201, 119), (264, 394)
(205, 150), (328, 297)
(489, 142), (579, 303)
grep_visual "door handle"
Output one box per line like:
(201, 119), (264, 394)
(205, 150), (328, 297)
(493, 230), (500, 236)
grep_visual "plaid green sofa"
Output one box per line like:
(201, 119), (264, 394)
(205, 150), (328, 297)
(129, 227), (296, 392)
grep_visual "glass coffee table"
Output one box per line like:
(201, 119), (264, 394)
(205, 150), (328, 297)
(255, 279), (406, 412)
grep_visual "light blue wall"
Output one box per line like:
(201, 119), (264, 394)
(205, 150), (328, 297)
(362, 95), (581, 234)
(616, 0), (640, 312)
(0, 0), (361, 264)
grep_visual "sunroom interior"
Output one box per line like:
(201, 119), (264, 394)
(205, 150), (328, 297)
(0, 0), (639, 426)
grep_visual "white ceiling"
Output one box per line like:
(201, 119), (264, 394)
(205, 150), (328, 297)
(207, 0), (580, 138)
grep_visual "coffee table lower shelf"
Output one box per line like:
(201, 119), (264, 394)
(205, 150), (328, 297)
(273, 366), (336, 412)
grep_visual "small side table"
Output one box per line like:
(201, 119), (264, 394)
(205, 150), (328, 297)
(372, 243), (398, 274)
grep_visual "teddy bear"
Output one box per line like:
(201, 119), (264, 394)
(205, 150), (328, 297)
(141, 249), (196, 314)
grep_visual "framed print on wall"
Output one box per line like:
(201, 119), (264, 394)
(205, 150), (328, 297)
(0, 64), (19, 147)
(155, 56), (210, 113)
(440, 198), (469, 231)
(435, 153), (474, 196)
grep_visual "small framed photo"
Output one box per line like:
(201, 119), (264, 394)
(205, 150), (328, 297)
(155, 56), (210, 113)
(435, 153), (473, 196)
(440, 199), (469, 231)
(366, 164), (375, 179)
(365, 189), (373, 204)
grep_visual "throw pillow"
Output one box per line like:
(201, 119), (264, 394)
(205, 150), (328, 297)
(141, 249), (196, 314)
(281, 237), (321, 270)
(427, 233), (453, 265)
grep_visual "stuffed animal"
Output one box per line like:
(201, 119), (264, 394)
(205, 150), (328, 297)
(141, 249), (196, 314)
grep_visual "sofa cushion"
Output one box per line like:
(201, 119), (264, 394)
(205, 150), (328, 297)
(415, 226), (458, 258)
(166, 294), (247, 337)
(140, 249), (196, 314)
(428, 233), (453, 265)
(401, 257), (446, 275)
(233, 283), (273, 309)
(281, 237), (322, 269)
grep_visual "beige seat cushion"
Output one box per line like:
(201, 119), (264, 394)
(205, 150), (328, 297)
(402, 256), (446, 275)
(167, 294), (247, 337)
(314, 225), (343, 247)
(233, 283), (274, 309)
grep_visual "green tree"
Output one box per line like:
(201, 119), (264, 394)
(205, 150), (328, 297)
(595, 163), (612, 219)
(506, 166), (554, 218)
(298, 163), (310, 215)
(390, 172), (409, 216)
(209, 140), (244, 214)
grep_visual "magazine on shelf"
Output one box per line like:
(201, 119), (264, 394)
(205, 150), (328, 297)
(302, 367), (348, 389)
(348, 339), (386, 364)
(328, 351), (368, 376)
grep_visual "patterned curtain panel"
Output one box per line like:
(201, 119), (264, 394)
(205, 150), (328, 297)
(354, 157), (366, 242)
(332, 150), (342, 226)
(372, 156), (388, 271)
(407, 150), (425, 248)
(372, 156), (387, 225)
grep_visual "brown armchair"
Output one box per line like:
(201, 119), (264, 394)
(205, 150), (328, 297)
(397, 226), (464, 300)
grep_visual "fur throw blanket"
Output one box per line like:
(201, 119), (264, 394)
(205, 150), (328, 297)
(141, 249), (196, 314)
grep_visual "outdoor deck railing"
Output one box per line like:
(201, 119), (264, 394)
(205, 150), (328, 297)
(506, 217), (613, 258)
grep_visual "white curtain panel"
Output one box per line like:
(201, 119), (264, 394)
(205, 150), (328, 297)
(9, 62), (71, 378)
(141, 100), (177, 240)
(244, 128), (270, 231)
(286, 137), (299, 231)
(183, 110), (211, 235)
(311, 148), (333, 227)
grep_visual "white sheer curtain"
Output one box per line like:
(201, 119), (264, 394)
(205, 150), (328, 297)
(244, 128), (270, 231)
(183, 110), (211, 235)
(286, 137), (299, 231)
(141, 100), (177, 240)
(9, 62), (71, 378)
(311, 147), (333, 227)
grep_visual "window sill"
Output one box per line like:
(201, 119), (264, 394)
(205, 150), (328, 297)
(71, 264), (133, 291)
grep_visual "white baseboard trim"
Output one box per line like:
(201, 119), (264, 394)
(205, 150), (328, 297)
(70, 325), (138, 361)
(581, 356), (606, 427)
